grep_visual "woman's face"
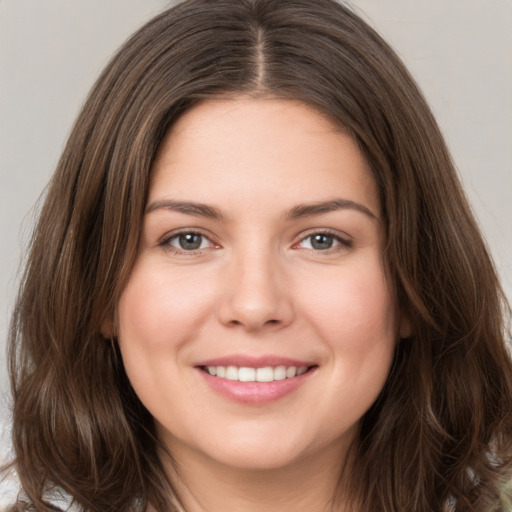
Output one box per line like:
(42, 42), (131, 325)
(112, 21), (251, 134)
(116, 98), (404, 471)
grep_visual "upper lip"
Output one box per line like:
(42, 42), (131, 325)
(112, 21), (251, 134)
(195, 355), (317, 368)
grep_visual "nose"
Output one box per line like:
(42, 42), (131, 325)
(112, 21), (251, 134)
(218, 249), (294, 332)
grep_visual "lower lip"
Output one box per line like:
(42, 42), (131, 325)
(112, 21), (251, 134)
(197, 368), (315, 404)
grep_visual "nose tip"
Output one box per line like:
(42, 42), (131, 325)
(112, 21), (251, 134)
(220, 303), (284, 331)
(217, 259), (293, 331)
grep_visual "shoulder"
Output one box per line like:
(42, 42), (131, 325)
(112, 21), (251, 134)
(0, 467), (20, 511)
(0, 421), (18, 509)
(0, 422), (79, 511)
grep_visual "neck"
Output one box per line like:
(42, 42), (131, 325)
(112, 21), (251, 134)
(159, 439), (355, 512)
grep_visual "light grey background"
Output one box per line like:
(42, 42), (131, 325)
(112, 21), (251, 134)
(1, 0), (511, 423)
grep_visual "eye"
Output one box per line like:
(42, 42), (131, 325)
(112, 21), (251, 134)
(296, 231), (351, 252)
(164, 232), (213, 252)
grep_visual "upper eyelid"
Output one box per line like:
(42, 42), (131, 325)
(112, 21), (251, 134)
(295, 227), (352, 242)
(159, 231), (218, 255)
(160, 227), (217, 244)
(292, 229), (353, 253)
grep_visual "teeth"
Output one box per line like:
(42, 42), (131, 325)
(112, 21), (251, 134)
(225, 366), (238, 380)
(273, 365), (287, 381)
(238, 367), (256, 382)
(286, 366), (297, 378)
(256, 367), (274, 382)
(204, 365), (311, 382)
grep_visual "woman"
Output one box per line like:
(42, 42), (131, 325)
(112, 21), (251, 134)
(2, 0), (512, 510)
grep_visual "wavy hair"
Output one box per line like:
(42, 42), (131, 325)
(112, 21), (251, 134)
(5, 0), (512, 510)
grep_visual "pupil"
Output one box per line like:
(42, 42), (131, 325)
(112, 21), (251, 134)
(179, 233), (202, 250)
(311, 234), (333, 250)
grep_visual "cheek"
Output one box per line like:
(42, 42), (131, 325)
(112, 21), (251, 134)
(117, 261), (216, 352)
(298, 257), (397, 364)
(308, 261), (394, 323)
(115, 262), (216, 415)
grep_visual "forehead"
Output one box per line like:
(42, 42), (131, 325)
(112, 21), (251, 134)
(149, 98), (379, 217)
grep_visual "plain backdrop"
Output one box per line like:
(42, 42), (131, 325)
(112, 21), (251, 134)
(1, 0), (511, 423)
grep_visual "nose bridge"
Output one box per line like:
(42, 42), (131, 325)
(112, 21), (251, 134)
(218, 238), (293, 330)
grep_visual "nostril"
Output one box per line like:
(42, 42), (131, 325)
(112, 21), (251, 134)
(217, 288), (294, 330)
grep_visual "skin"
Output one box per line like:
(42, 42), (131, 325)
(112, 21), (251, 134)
(115, 98), (407, 512)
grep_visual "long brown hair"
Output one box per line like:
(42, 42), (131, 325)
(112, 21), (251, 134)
(6, 0), (512, 510)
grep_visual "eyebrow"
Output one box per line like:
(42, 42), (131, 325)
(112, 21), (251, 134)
(145, 198), (377, 221)
(146, 199), (225, 219)
(285, 199), (378, 221)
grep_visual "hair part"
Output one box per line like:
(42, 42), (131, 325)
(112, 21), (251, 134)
(6, 0), (512, 510)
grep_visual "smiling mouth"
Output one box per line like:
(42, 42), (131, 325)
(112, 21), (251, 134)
(200, 365), (317, 382)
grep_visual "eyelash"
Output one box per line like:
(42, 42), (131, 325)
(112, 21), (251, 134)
(159, 229), (352, 255)
(293, 229), (352, 253)
(159, 229), (218, 254)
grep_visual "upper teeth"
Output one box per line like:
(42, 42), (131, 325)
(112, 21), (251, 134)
(205, 365), (309, 382)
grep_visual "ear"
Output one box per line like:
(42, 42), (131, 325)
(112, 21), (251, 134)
(398, 313), (413, 339)
(100, 315), (116, 339)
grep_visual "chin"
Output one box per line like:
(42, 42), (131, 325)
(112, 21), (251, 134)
(207, 442), (309, 471)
